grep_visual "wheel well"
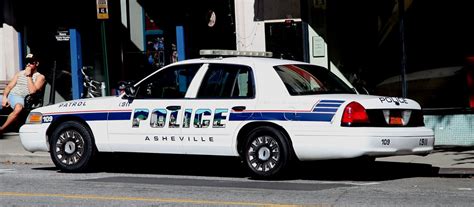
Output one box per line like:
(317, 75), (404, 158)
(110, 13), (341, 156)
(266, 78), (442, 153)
(236, 122), (295, 157)
(46, 116), (95, 147)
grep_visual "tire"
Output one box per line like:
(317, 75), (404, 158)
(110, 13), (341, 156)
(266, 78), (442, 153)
(243, 126), (292, 179)
(49, 121), (96, 172)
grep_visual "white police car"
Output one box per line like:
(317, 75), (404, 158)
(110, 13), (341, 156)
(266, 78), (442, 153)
(20, 50), (434, 178)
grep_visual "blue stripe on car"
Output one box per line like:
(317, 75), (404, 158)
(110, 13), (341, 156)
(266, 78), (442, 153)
(47, 111), (132, 122)
(314, 103), (342, 108)
(229, 112), (334, 122)
(312, 107), (339, 112)
(229, 99), (344, 122)
(45, 100), (344, 123)
(50, 113), (108, 121)
(312, 100), (344, 112)
(108, 112), (132, 120)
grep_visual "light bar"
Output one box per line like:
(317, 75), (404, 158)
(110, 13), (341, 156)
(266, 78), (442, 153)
(200, 49), (273, 58)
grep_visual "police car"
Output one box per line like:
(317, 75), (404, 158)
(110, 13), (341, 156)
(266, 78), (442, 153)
(20, 50), (434, 178)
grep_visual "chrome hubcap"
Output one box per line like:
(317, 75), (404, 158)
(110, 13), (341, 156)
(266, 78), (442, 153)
(55, 130), (85, 166)
(247, 136), (280, 172)
(258, 147), (271, 161)
(64, 141), (76, 154)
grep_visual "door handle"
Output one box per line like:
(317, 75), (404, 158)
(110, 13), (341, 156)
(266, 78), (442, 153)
(232, 106), (246, 111)
(166, 105), (181, 110)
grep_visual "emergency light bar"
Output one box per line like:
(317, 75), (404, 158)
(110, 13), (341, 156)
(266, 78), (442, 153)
(200, 49), (273, 58)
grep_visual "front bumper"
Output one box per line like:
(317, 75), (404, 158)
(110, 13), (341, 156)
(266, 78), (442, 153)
(19, 124), (49, 152)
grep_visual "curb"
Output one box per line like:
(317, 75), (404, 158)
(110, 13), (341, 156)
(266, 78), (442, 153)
(2, 134), (473, 177)
(1, 153), (473, 177)
(0, 153), (51, 165)
(438, 168), (474, 176)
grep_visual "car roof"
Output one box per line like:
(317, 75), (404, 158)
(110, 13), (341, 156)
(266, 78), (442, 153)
(136, 56), (306, 86)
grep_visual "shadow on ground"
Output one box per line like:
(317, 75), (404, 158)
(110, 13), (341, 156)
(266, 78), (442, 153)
(34, 153), (446, 181)
(434, 145), (474, 166)
(435, 145), (474, 152)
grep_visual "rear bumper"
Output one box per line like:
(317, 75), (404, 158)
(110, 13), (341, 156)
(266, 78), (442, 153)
(292, 127), (435, 160)
(357, 136), (433, 157)
(19, 124), (49, 152)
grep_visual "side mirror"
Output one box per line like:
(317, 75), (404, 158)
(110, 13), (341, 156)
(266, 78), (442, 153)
(124, 83), (136, 99)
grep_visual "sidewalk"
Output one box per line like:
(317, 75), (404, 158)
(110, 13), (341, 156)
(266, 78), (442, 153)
(1, 133), (474, 175)
(377, 146), (474, 175)
(0, 133), (51, 164)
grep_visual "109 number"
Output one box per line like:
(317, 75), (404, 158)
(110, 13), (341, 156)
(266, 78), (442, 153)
(381, 139), (391, 146)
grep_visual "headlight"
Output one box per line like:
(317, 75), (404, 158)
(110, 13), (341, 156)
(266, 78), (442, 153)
(26, 112), (43, 124)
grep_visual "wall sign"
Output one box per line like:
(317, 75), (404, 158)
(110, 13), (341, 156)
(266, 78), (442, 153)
(97, 0), (109, 20)
(55, 30), (70, 41)
(312, 36), (325, 57)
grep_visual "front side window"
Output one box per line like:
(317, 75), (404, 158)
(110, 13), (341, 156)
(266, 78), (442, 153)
(135, 64), (201, 99)
(274, 64), (355, 95)
(197, 64), (254, 98)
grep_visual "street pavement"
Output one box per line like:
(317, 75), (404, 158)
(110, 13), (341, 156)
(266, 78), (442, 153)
(1, 132), (474, 176)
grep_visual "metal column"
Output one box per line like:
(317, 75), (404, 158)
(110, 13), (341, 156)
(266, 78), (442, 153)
(69, 28), (83, 100)
(176, 26), (185, 61)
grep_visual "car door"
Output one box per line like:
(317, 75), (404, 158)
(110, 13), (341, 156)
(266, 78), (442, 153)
(107, 63), (203, 154)
(181, 63), (257, 156)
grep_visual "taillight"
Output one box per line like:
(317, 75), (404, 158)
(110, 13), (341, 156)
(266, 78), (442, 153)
(466, 66), (474, 108)
(341, 102), (369, 126)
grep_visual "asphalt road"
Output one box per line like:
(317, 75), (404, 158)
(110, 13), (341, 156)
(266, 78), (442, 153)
(1, 155), (473, 206)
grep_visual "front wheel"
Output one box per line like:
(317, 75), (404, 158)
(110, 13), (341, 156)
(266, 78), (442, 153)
(243, 126), (292, 179)
(49, 121), (96, 172)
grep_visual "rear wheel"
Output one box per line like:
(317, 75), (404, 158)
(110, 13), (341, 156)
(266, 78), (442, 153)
(49, 121), (96, 172)
(243, 126), (291, 179)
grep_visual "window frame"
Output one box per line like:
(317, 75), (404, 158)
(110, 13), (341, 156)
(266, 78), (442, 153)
(131, 63), (203, 99)
(195, 63), (256, 99)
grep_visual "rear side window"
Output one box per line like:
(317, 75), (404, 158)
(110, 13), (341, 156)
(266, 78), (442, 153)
(197, 64), (254, 98)
(274, 64), (355, 95)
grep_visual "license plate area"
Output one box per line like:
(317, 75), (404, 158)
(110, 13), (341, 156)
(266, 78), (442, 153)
(389, 111), (403, 126)
(383, 110), (411, 126)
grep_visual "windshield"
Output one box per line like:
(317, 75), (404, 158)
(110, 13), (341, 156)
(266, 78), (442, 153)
(274, 64), (355, 95)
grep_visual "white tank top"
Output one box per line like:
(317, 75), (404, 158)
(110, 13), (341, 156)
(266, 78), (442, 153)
(10, 71), (41, 97)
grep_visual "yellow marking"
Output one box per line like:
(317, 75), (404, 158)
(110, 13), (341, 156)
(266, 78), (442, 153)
(0, 192), (324, 206)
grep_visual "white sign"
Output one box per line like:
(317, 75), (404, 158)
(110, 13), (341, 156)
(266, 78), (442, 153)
(55, 31), (70, 41)
(312, 36), (325, 57)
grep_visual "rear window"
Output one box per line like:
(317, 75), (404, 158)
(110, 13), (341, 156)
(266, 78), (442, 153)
(274, 64), (355, 95)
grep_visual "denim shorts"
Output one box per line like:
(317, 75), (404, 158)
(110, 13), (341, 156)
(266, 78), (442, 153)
(0, 94), (25, 109)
